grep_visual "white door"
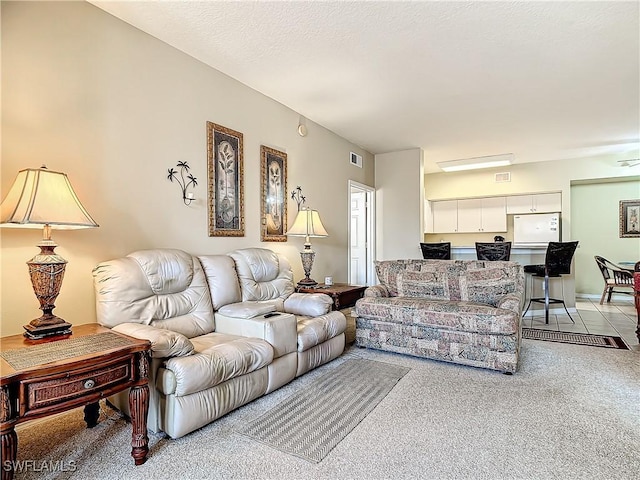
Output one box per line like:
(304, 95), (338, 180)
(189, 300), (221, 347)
(348, 181), (375, 286)
(350, 191), (367, 285)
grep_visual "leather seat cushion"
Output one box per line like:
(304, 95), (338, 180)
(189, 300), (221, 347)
(163, 332), (273, 396)
(296, 310), (347, 352)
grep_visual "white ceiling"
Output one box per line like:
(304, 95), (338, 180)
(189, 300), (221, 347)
(89, 0), (640, 173)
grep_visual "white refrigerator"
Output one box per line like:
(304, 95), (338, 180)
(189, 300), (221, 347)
(513, 213), (560, 246)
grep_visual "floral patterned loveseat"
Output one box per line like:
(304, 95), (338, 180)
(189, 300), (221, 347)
(354, 260), (525, 373)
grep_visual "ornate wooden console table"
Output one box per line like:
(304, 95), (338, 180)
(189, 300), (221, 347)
(0, 323), (150, 480)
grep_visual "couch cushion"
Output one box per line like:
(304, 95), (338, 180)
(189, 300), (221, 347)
(296, 311), (347, 352)
(396, 270), (451, 300)
(355, 297), (518, 335)
(93, 249), (215, 338)
(376, 260), (523, 304)
(284, 292), (333, 316)
(197, 255), (242, 310)
(459, 265), (522, 306)
(229, 248), (295, 301)
(163, 332), (273, 396)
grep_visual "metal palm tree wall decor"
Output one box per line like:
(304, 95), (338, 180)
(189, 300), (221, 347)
(167, 161), (197, 205)
(291, 186), (306, 211)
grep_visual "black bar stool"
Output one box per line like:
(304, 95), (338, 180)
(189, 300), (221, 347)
(523, 241), (579, 324)
(420, 242), (451, 260)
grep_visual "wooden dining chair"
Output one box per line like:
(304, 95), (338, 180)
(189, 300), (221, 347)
(594, 256), (634, 304)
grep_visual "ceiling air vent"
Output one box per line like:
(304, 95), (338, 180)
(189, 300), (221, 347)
(350, 152), (363, 168)
(495, 172), (511, 183)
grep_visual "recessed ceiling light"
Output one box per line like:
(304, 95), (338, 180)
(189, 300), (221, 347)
(437, 153), (514, 172)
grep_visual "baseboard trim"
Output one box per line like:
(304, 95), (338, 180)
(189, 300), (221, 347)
(575, 293), (634, 303)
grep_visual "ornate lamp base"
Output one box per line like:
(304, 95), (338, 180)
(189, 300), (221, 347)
(296, 248), (318, 287)
(23, 232), (73, 339)
(24, 318), (73, 339)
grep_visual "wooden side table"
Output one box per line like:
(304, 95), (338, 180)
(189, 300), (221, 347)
(0, 323), (150, 480)
(296, 283), (367, 310)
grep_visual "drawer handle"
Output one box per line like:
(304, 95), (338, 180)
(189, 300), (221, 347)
(84, 379), (96, 389)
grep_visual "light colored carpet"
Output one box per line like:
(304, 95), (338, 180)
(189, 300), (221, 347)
(13, 339), (640, 480)
(237, 358), (409, 462)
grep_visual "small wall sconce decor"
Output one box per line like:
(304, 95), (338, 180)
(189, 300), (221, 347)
(167, 161), (197, 205)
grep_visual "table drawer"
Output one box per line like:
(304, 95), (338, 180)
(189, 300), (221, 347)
(23, 357), (134, 412)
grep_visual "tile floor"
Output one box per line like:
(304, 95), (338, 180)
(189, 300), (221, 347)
(523, 296), (639, 349)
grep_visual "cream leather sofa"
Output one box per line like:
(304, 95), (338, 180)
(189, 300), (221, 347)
(92, 248), (346, 439)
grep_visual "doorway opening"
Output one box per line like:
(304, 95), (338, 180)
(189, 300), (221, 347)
(348, 180), (376, 286)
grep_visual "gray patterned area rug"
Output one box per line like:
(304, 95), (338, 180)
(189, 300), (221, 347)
(522, 328), (629, 350)
(237, 358), (410, 463)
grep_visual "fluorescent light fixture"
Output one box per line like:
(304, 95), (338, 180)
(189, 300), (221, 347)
(437, 153), (514, 172)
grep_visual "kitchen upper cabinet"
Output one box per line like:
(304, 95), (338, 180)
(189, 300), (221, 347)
(457, 197), (506, 232)
(432, 200), (458, 233)
(430, 197), (506, 233)
(506, 193), (561, 214)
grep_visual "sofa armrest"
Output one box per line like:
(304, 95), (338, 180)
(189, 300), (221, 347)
(214, 313), (297, 358)
(283, 292), (333, 316)
(112, 323), (194, 358)
(496, 293), (523, 315)
(364, 285), (390, 298)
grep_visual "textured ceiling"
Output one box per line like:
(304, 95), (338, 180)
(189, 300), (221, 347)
(89, 0), (640, 173)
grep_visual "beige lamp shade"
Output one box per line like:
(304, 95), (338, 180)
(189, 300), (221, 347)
(0, 166), (98, 229)
(286, 208), (328, 239)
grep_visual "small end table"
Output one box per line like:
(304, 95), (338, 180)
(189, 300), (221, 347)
(295, 283), (367, 311)
(0, 323), (151, 480)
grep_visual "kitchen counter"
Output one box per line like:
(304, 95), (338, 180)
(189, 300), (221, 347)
(451, 245), (547, 255)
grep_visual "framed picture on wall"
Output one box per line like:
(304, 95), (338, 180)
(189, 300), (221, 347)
(260, 146), (287, 242)
(207, 121), (244, 237)
(619, 199), (640, 238)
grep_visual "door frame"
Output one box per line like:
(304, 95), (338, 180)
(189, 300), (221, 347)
(348, 180), (376, 286)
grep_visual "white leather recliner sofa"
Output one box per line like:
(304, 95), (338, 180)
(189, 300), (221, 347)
(92, 247), (346, 439)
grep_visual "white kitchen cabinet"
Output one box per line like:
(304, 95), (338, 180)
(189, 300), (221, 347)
(432, 200), (458, 233)
(457, 197), (506, 233)
(506, 193), (561, 214)
(479, 196), (508, 232)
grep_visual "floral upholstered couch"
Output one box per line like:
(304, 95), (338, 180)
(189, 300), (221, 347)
(354, 259), (524, 373)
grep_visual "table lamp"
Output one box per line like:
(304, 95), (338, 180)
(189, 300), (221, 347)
(0, 166), (99, 339)
(286, 207), (328, 287)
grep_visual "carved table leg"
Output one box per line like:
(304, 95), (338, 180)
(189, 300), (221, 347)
(1, 385), (17, 480)
(128, 385), (149, 466)
(84, 402), (100, 428)
(1, 427), (17, 480)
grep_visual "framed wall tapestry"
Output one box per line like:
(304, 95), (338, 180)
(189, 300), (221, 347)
(260, 145), (287, 242)
(207, 121), (244, 237)
(619, 199), (640, 238)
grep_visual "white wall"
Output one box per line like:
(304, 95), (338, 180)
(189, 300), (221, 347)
(375, 148), (424, 260)
(572, 180), (640, 296)
(0, 1), (374, 336)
